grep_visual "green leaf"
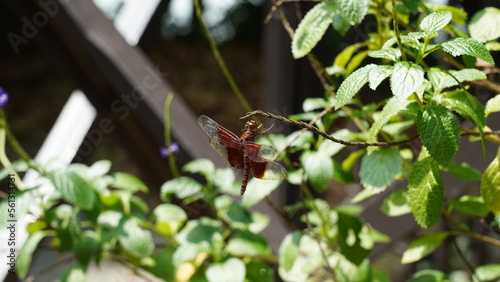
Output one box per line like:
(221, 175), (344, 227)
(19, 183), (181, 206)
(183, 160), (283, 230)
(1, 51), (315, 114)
(408, 158), (444, 228)
(407, 269), (449, 282)
(485, 94), (500, 117)
(17, 231), (48, 279)
(206, 258), (245, 282)
(242, 177), (283, 207)
(87, 160), (112, 178)
(486, 41), (500, 51)
(432, 90), (485, 130)
(337, 212), (370, 265)
(381, 190), (411, 217)
(333, 255), (372, 282)
(248, 212), (270, 234)
(118, 216), (154, 257)
(419, 11), (452, 32)
(481, 148), (500, 214)
(160, 177), (202, 201)
(368, 65), (394, 90)
(336, 64), (376, 109)
(346, 51), (369, 74)
(0, 159), (29, 181)
(402, 232), (450, 264)
(278, 233), (326, 281)
(332, 13), (351, 35)
(142, 246), (175, 281)
(440, 37), (495, 65)
(402, 0), (421, 14)
(382, 31), (436, 49)
(279, 232), (302, 272)
(360, 149), (402, 193)
(445, 162), (482, 181)
(48, 170), (96, 210)
(152, 203), (187, 235)
(73, 231), (100, 266)
(226, 230), (272, 257)
(292, 1), (338, 59)
(424, 2), (467, 25)
(317, 129), (351, 157)
(112, 172), (148, 193)
(417, 105), (460, 167)
(338, 0), (369, 25)
(333, 43), (364, 71)
(391, 62), (425, 102)
(216, 196), (253, 228)
(183, 158), (215, 175)
(303, 97), (328, 112)
(211, 168), (236, 194)
(300, 150), (333, 192)
(469, 7), (500, 43)
(367, 97), (411, 153)
(60, 263), (86, 282)
(427, 68), (487, 91)
(449, 195), (489, 217)
(475, 264), (500, 281)
(245, 260), (274, 282)
(176, 217), (223, 245)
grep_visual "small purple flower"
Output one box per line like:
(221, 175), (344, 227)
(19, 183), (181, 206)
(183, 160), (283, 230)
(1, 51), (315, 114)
(160, 142), (180, 158)
(0, 88), (9, 108)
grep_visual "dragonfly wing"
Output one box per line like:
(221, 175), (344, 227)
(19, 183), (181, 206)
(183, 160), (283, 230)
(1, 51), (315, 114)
(243, 142), (286, 180)
(250, 159), (287, 180)
(198, 115), (244, 168)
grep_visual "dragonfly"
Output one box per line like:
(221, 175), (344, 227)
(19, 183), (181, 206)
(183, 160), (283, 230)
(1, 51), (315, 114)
(197, 115), (287, 196)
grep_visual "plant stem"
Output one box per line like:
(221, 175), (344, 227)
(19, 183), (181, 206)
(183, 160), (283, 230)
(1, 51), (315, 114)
(0, 110), (31, 161)
(391, 0), (407, 61)
(193, 0), (253, 113)
(163, 93), (180, 178)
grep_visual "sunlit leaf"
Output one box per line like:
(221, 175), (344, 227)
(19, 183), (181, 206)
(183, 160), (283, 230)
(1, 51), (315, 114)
(338, 0), (369, 25)
(449, 195), (489, 217)
(292, 2), (338, 59)
(336, 64), (377, 109)
(408, 158), (443, 228)
(48, 170), (96, 210)
(360, 149), (402, 193)
(402, 232), (450, 264)
(417, 105), (460, 167)
(481, 148), (500, 213)
(206, 258), (245, 282)
(441, 37), (494, 65)
(17, 231), (48, 279)
(391, 62), (425, 102)
(469, 7), (500, 43)
(381, 190), (411, 217)
(419, 11), (452, 32)
(300, 151), (333, 192)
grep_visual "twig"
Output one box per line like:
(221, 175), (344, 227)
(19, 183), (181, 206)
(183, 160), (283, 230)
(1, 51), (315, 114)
(242, 110), (500, 147)
(450, 237), (478, 280)
(391, 0), (407, 61)
(241, 110), (418, 147)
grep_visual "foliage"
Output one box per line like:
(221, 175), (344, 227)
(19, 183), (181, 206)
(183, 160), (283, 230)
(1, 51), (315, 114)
(2, 0), (500, 281)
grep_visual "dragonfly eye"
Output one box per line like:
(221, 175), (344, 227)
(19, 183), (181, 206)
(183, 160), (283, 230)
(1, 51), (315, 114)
(245, 120), (259, 132)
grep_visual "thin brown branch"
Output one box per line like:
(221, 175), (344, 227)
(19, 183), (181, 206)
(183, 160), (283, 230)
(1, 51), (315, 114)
(242, 110), (419, 147)
(242, 110), (500, 147)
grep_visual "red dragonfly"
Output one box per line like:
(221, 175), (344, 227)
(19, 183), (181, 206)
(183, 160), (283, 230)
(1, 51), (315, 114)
(197, 115), (287, 195)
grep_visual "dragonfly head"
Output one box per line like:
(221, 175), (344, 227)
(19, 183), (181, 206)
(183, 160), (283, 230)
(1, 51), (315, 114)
(244, 120), (261, 133)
